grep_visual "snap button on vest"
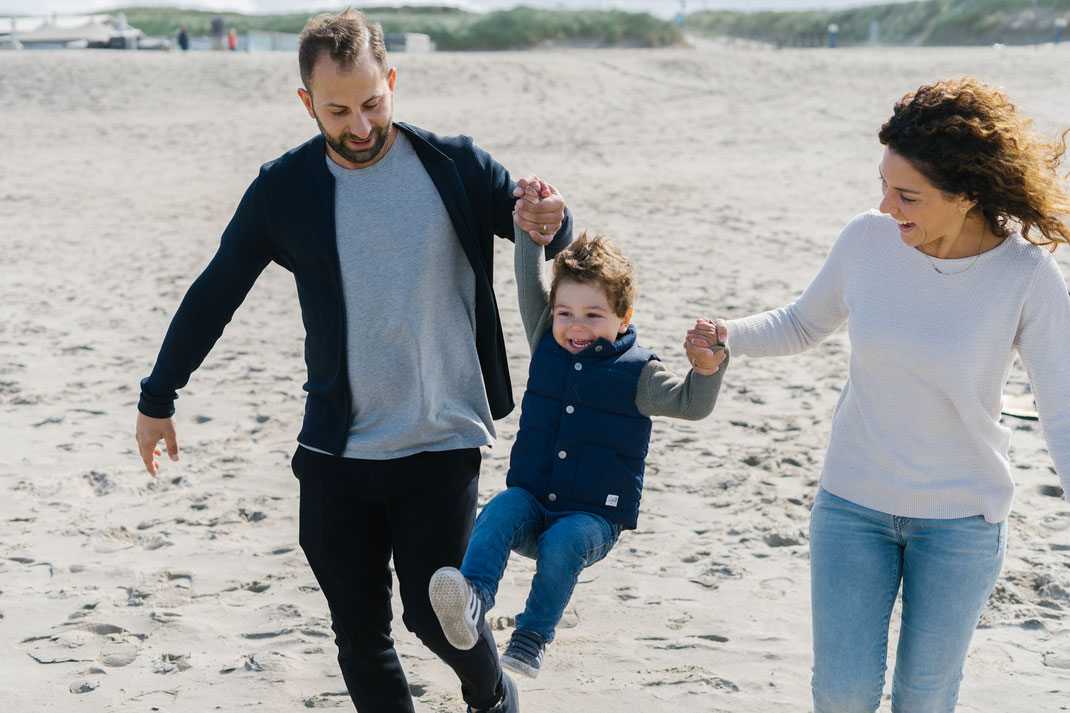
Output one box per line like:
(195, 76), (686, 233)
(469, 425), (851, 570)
(565, 405), (574, 414)
(548, 493), (557, 501)
(574, 363), (582, 371)
(595, 345), (603, 352)
(558, 450), (567, 459)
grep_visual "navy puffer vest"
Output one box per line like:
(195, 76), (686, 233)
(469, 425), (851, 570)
(505, 325), (657, 529)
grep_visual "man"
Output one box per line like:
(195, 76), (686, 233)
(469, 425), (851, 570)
(135, 9), (570, 713)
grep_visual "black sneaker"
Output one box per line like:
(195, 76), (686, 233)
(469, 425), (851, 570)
(500, 629), (545, 679)
(429, 567), (485, 651)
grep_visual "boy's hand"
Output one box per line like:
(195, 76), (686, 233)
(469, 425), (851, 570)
(684, 318), (728, 375)
(513, 175), (563, 245)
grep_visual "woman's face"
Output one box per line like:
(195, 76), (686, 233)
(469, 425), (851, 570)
(877, 148), (973, 252)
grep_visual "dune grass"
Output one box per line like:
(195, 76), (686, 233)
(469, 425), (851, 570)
(107, 5), (684, 50)
(686, 0), (1070, 47)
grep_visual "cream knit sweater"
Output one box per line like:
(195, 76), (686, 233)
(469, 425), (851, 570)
(726, 210), (1070, 522)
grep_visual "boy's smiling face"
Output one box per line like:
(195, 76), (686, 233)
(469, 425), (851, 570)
(552, 279), (632, 354)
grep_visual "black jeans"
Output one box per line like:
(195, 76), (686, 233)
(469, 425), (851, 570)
(292, 446), (504, 712)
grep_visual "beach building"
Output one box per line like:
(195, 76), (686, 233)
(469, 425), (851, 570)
(242, 29), (433, 53)
(0, 13), (167, 50)
(385, 32), (434, 52)
(245, 30), (299, 52)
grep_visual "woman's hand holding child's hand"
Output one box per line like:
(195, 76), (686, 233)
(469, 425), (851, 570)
(684, 318), (727, 376)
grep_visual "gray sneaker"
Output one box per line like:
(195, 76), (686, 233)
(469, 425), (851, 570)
(429, 567), (485, 651)
(500, 629), (545, 679)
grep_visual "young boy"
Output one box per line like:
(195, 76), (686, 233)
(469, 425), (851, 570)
(429, 182), (728, 679)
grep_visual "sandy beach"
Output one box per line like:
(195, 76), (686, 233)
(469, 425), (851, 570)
(1, 40), (1068, 711)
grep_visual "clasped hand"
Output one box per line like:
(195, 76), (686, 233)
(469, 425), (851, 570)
(685, 318), (728, 375)
(513, 175), (563, 245)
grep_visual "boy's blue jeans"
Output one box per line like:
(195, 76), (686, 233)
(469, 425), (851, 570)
(461, 486), (622, 643)
(809, 487), (1006, 713)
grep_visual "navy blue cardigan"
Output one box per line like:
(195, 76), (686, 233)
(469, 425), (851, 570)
(138, 123), (573, 455)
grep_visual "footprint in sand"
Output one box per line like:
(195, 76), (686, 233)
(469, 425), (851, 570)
(221, 654), (267, 673)
(69, 680), (99, 694)
(241, 628), (294, 640)
(303, 691), (351, 708)
(1039, 484), (1066, 499)
(83, 470), (115, 496)
(154, 653), (191, 674)
(24, 622), (142, 668)
(222, 580), (271, 593)
(695, 633), (729, 643)
(1040, 513), (1070, 532)
(1042, 652), (1070, 669)
(690, 561), (745, 590)
(639, 636), (725, 651)
(100, 641), (139, 667)
(238, 508), (267, 523)
(94, 527), (172, 552)
(640, 665), (740, 692)
(763, 533), (804, 548)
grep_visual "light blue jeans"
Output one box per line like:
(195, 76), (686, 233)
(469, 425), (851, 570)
(809, 487), (1006, 713)
(460, 487), (621, 643)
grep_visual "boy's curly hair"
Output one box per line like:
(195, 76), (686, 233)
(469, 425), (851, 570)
(550, 230), (638, 318)
(878, 76), (1070, 249)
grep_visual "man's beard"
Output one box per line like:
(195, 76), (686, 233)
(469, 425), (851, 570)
(316, 114), (392, 166)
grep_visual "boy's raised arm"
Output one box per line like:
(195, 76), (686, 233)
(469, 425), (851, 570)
(513, 222), (552, 351)
(512, 178), (561, 351)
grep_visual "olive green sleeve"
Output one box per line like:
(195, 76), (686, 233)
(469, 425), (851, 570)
(514, 224), (554, 353)
(635, 350), (729, 419)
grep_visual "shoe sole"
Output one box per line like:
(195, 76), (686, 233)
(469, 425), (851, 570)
(501, 653), (540, 679)
(429, 567), (479, 651)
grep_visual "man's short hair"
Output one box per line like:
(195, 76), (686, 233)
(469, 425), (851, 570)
(298, 8), (388, 90)
(550, 230), (638, 318)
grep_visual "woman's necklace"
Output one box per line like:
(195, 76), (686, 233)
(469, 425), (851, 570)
(923, 221), (986, 275)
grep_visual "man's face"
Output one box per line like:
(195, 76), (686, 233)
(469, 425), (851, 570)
(298, 54), (396, 169)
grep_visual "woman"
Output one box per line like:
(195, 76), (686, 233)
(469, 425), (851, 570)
(686, 77), (1070, 712)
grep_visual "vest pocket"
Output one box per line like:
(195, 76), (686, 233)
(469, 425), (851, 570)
(508, 429), (554, 491)
(566, 445), (632, 511)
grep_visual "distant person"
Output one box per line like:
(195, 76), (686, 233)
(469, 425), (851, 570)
(210, 16), (225, 50)
(227, 27), (238, 51)
(686, 77), (1070, 712)
(177, 26), (189, 51)
(134, 8), (572, 713)
(429, 197), (728, 679)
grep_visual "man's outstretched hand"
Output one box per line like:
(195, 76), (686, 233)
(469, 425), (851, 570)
(135, 412), (180, 477)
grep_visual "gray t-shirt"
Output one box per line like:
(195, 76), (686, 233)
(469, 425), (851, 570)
(316, 132), (495, 459)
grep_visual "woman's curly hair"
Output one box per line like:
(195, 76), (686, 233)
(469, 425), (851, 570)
(878, 77), (1070, 250)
